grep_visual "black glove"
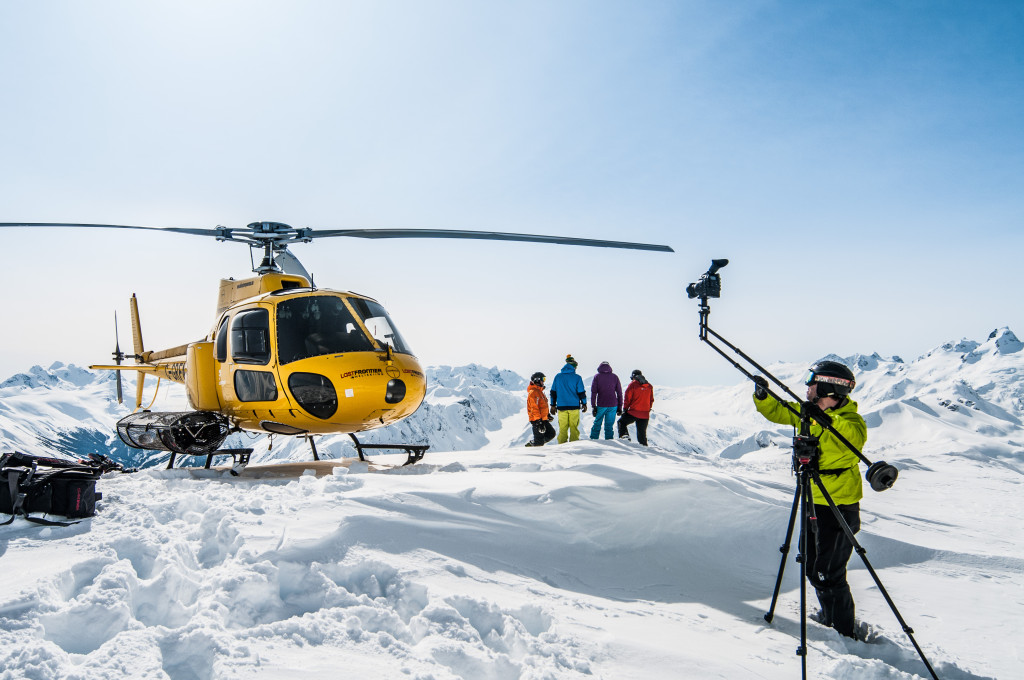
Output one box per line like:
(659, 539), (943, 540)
(581, 403), (588, 413)
(752, 376), (769, 400)
(802, 401), (833, 427)
(547, 414), (554, 421)
(616, 408), (622, 416)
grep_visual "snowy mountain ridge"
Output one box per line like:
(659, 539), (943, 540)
(0, 327), (1020, 470)
(0, 360), (106, 390)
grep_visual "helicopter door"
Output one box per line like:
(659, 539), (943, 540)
(231, 309), (272, 365)
(225, 308), (281, 406)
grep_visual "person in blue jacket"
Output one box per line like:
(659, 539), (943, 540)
(549, 354), (587, 443)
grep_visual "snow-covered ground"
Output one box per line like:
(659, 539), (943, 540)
(1, 328), (1022, 679)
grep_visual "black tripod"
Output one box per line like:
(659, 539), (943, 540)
(686, 260), (939, 679)
(763, 419), (938, 680)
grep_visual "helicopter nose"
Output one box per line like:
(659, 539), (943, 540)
(385, 379), (406, 404)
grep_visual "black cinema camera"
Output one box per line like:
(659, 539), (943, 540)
(686, 258), (728, 299)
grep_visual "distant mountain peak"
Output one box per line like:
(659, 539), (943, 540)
(954, 327), (1021, 364)
(1, 363), (101, 390)
(428, 364), (527, 391)
(942, 339), (981, 354)
(986, 327), (1022, 354)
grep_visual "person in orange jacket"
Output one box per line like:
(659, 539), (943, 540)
(618, 369), (654, 446)
(525, 372), (556, 446)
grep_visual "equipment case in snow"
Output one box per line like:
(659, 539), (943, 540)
(1, 451), (104, 526)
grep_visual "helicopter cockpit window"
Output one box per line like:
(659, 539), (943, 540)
(231, 309), (271, 365)
(276, 295), (375, 364)
(347, 298), (414, 355)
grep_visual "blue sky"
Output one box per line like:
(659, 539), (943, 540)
(1, 1), (1021, 387)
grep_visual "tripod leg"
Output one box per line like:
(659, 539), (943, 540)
(765, 480), (802, 623)
(798, 469), (814, 678)
(808, 471), (940, 680)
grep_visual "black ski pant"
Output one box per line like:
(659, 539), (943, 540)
(805, 501), (860, 638)
(530, 420), (556, 446)
(617, 413), (649, 446)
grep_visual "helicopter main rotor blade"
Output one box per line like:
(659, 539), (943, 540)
(0, 222), (222, 237)
(311, 228), (674, 252)
(1, 222), (673, 252)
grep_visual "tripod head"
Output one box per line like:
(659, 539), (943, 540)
(792, 433), (821, 472)
(687, 258), (898, 492)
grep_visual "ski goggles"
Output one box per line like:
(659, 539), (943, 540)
(803, 370), (855, 390)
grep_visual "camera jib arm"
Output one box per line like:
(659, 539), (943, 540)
(687, 259), (939, 680)
(690, 260), (894, 482)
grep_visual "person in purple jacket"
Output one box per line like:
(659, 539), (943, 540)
(589, 361), (623, 440)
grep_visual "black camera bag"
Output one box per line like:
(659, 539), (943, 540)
(1, 452), (104, 526)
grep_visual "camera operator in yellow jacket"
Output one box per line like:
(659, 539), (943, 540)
(752, 359), (868, 640)
(752, 364), (867, 505)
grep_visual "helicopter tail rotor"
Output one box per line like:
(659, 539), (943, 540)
(112, 312), (125, 404)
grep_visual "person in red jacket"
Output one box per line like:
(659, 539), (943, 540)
(618, 369), (654, 446)
(525, 372), (556, 446)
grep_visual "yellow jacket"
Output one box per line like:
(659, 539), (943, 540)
(754, 394), (867, 505)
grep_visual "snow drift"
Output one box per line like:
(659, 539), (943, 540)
(1, 328), (1021, 679)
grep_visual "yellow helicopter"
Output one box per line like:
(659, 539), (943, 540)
(1, 221), (673, 467)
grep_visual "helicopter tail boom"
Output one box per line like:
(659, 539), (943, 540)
(145, 344), (192, 363)
(90, 364), (160, 373)
(92, 293), (193, 407)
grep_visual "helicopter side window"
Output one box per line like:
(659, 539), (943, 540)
(346, 298), (414, 355)
(276, 295), (375, 364)
(231, 309), (271, 365)
(234, 370), (278, 402)
(215, 316), (229, 362)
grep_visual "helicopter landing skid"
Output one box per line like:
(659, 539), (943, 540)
(347, 434), (429, 466)
(165, 447), (253, 472)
